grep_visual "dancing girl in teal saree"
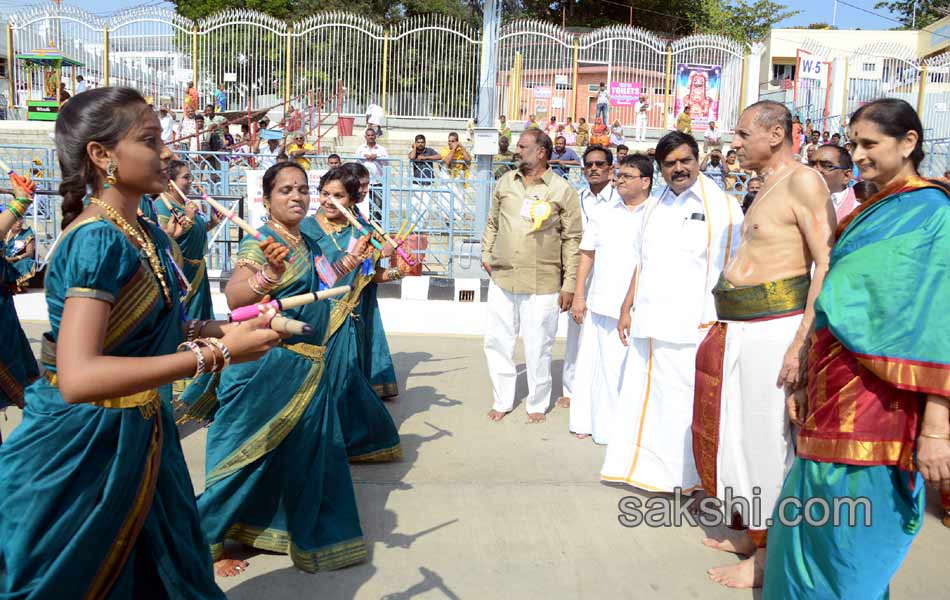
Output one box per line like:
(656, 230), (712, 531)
(154, 160), (216, 320)
(178, 163), (391, 576)
(0, 217), (38, 427)
(3, 219), (36, 293)
(303, 166), (409, 461)
(0, 87), (282, 598)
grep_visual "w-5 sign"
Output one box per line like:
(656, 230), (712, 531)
(799, 56), (828, 82)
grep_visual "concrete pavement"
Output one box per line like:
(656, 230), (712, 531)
(3, 321), (947, 599)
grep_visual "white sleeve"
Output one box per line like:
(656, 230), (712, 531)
(579, 212), (599, 252)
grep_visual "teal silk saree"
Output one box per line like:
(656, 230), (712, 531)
(0, 217), (223, 599)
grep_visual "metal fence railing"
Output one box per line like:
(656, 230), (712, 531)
(7, 3), (756, 129)
(1, 142), (772, 281)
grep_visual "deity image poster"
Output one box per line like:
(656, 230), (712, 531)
(674, 63), (721, 131)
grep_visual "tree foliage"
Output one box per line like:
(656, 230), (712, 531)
(874, 0), (944, 30)
(172, 0), (800, 43)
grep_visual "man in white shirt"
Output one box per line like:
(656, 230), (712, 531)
(595, 82), (610, 124)
(569, 153), (652, 444)
(159, 107), (176, 145)
(356, 127), (389, 220)
(257, 138), (281, 170)
(75, 75), (87, 94)
(634, 94), (650, 141)
(813, 144), (856, 222)
(366, 102), (385, 137)
(601, 131), (742, 492)
(176, 106), (198, 152)
(558, 145), (618, 421)
(799, 130), (821, 164)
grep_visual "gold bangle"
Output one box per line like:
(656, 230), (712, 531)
(919, 431), (950, 440)
(247, 276), (267, 296)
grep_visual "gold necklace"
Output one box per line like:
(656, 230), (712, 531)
(317, 213), (348, 252)
(269, 219), (301, 245)
(318, 211), (347, 234)
(90, 197), (172, 305)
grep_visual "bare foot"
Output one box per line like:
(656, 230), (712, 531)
(573, 433), (590, 439)
(527, 412), (546, 424)
(707, 549), (765, 589)
(556, 396), (570, 408)
(487, 409), (510, 422)
(214, 557), (249, 577)
(702, 534), (755, 556)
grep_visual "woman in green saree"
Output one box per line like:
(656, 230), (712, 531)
(302, 166), (406, 461)
(0, 199), (39, 430)
(0, 87), (282, 598)
(3, 218), (36, 292)
(178, 162), (393, 576)
(154, 160), (217, 320)
(342, 162), (400, 399)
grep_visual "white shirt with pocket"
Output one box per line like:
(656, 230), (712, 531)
(579, 197), (650, 319)
(631, 174), (743, 343)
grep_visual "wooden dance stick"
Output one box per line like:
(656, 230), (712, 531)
(228, 285), (351, 322)
(181, 181), (299, 264)
(326, 196), (384, 250)
(366, 219), (417, 267)
(396, 220), (409, 240)
(269, 315), (312, 336)
(0, 158), (36, 195)
(170, 181), (262, 241)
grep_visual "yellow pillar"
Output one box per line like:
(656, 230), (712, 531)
(284, 26), (293, 120)
(191, 27), (198, 92)
(917, 64), (927, 116)
(71, 65), (76, 95)
(841, 57), (849, 118)
(103, 27), (110, 86)
(738, 54), (748, 113)
(6, 24), (14, 110)
(663, 47), (673, 121)
(570, 40), (579, 119)
(380, 31), (390, 114)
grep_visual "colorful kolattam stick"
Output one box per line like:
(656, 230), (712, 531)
(0, 158), (36, 195)
(171, 180), (262, 241)
(366, 218), (417, 267)
(229, 285), (351, 322)
(326, 197), (384, 250)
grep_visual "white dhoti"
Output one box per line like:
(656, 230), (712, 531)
(635, 115), (648, 141)
(714, 315), (799, 533)
(562, 315), (595, 404)
(601, 334), (703, 492)
(570, 312), (623, 444)
(484, 280), (560, 415)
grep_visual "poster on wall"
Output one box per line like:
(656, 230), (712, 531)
(609, 82), (641, 106)
(534, 86), (552, 99)
(674, 63), (721, 131)
(246, 169), (325, 229)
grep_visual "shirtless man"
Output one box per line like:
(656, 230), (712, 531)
(691, 100), (834, 588)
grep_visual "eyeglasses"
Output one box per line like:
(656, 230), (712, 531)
(584, 160), (608, 168)
(813, 160), (848, 172)
(616, 173), (648, 182)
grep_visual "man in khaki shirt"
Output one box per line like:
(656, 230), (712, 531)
(482, 129), (583, 423)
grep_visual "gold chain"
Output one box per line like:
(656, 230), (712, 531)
(90, 197), (172, 305)
(317, 213), (348, 252)
(269, 219), (301, 244)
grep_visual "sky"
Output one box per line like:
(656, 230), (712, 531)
(1, 0), (907, 31)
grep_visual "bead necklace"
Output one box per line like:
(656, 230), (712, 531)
(90, 197), (172, 305)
